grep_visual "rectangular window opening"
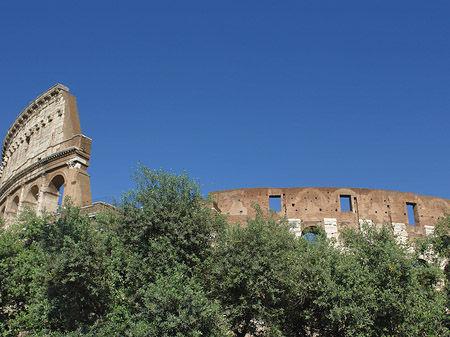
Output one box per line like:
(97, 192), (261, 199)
(340, 195), (352, 212)
(406, 203), (418, 226)
(269, 195), (282, 212)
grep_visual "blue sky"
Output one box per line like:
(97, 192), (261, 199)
(1, 1), (449, 202)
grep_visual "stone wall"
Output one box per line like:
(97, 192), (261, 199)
(210, 187), (450, 241)
(0, 84), (92, 222)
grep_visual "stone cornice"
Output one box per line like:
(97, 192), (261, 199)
(2, 84), (69, 161)
(0, 146), (88, 200)
(0, 134), (92, 181)
(210, 187), (450, 202)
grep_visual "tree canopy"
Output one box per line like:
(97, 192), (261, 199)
(0, 165), (449, 336)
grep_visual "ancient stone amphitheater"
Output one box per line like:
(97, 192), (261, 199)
(0, 84), (94, 222)
(2, 85), (449, 241)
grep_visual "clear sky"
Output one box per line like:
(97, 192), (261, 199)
(1, 1), (449, 202)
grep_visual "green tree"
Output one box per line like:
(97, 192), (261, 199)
(39, 205), (111, 332)
(208, 210), (448, 337)
(0, 211), (48, 334)
(0, 204), (114, 335)
(206, 206), (301, 336)
(117, 164), (224, 268)
(322, 224), (448, 336)
(283, 233), (373, 337)
(417, 211), (450, 331)
(95, 165), (227, 336)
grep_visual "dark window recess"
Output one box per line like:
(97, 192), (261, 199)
(269, 195), (282, 212)
(407, 203), (418, 226)
(340, 195), (352, 211)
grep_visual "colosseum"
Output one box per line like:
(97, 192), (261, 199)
(0, 84), (93, 221)
(1, 85), (450, 241)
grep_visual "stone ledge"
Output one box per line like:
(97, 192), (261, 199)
(0, 146), (88, 200)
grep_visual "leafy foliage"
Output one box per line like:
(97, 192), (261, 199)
(332, 224), (447, 337)
(118, 164), (223, 267)
(208, 216), (449, 336)
(206, 206), (301, 336)
(0, 166), (449, 336)
(96, 165), (227, 336)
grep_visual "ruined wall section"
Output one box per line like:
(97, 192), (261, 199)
(0, 84), (92, 220)
(210, 187), (450, 241)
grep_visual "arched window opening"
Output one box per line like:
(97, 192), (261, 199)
(49, 175), (65, 193)
(9, 196), (20, 216)
(24, 185), (40, 208)
(301, 226), (324, 243)
(30, 185), (39, 202)
(48, 174), (66, 212)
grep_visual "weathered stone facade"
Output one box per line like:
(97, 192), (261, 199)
(210, 187), (450, 241)
(0, 84), (92, 222)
